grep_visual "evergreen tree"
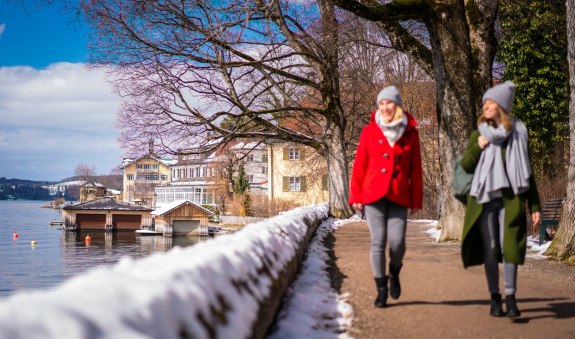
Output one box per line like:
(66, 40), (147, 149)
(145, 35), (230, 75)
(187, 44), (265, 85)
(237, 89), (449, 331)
(498, 0), (569, 176)
(233, 164), (250, 195)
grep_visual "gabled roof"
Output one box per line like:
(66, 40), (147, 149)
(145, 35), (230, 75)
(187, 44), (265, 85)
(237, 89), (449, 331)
(121, 154), (176, 168)
(152, 200), (214, 216)
(63, 197), (153, 211)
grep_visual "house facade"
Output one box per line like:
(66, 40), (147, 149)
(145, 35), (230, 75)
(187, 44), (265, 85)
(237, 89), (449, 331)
(155, 150), (221, 209)
(122, 154), (174, 208)
(267, 141), (328, 206)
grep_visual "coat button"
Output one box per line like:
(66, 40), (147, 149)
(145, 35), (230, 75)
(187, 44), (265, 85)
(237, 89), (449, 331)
(381, 168), (387, 173)
(378, 139), (383, 144)
(383, 153), (389, 158)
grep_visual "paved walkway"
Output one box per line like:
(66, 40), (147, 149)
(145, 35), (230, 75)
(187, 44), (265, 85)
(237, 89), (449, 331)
(330, 221), (575, 338)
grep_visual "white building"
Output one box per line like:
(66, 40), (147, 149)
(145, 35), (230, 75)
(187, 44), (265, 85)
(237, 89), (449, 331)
(229, 141), (269, 195)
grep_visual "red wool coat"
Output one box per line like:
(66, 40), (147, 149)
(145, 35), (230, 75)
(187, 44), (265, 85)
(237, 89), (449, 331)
(349, 111), (423, 209)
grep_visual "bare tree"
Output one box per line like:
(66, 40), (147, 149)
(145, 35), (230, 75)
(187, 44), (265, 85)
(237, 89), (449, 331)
(546, 0), (575, 260)
(333, 0), (498, 239)
(82, 0), (382, 217)
(74, 163), (97, 185)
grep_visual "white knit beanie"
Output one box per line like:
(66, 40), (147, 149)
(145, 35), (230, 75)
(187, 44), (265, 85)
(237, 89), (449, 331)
(482, 80), (516, 113)
(376, 86), (402, 107)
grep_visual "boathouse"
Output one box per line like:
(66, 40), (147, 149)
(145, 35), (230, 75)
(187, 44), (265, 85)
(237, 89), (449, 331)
(152, 200), (213, 236)
(62, 197), (153, 232)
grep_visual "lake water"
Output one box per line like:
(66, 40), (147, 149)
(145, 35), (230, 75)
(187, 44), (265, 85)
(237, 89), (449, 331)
(0, 200), (206, 298)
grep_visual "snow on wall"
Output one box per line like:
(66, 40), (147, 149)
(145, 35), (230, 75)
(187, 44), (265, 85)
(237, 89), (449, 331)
(0, 203), (329, 339)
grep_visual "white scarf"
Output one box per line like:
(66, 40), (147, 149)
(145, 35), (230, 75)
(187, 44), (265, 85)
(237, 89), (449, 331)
(375, 113), (408, 147)
(470, 119), (532, 204)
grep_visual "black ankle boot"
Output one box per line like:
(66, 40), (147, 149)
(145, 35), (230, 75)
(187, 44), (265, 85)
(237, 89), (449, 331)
(389, 264), (402, 300)
(506, 294), (521, 318)
(374, 277), (388, 308)
(489, 293), (504, 317)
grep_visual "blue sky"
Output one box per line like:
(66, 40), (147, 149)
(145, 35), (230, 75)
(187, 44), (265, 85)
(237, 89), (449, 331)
(0, 1), (124, 182)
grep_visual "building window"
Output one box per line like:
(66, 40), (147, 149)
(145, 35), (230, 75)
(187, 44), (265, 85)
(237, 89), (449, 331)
(248, 175), (254, 183)
(262, 154), (268, 162)
(289, 148), (300, 160)
(144, 163), (151, 170)
(261, 166), (267, 174)
(127, 174), (134, 181)
(290, 177), (300, 191)
(152, 164), (158, 170)
(161, 175), (167, 181)
(247, 154), (254, 162)
(283, 176), (306, 192)
(136, 164), (143, 169)
(202, 167), (207, 177)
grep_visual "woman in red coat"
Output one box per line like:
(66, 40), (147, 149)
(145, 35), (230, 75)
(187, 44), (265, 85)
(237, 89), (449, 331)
(349, 86), (423, 308)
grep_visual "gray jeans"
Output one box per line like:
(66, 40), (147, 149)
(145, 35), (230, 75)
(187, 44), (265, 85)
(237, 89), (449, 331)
(479, 198), (518, 296)
(364, 198), (408, 278)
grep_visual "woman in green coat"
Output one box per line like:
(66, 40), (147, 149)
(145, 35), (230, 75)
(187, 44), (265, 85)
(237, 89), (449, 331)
(460, 81), (541, 318)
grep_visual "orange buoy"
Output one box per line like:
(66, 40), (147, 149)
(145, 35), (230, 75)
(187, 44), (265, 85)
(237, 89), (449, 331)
(85, 235), (92, 242)
(12, 233), (19, 239)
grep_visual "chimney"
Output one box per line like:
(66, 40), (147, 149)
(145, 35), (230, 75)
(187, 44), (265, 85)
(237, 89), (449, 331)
(148, 139), (154, 155)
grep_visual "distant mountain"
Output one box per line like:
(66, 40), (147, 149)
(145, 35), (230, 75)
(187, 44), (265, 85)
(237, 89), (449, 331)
(0, 175), (122, 201)
(0, 177), (55, 201)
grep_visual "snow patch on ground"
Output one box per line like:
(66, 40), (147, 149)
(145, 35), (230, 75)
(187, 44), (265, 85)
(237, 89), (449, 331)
(268, 215), (361, 339)
(526, 236), (551, 259)
(414, 220), (440, 242)
(422, 220), (551, 259)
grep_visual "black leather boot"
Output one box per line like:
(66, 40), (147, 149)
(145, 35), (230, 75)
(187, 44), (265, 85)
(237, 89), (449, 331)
(374, 277), (388, 308)
(506, 294), (521, 318)
(489, 293), (504, 317)
(389, 264), (402, 300)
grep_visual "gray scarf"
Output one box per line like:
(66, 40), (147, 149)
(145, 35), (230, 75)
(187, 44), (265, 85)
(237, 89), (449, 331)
(470, 119), (532, 204)
(375, 113), (407, 147)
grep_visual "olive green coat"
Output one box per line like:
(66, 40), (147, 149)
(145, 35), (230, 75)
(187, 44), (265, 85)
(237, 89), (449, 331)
(460, 130), (540, 268)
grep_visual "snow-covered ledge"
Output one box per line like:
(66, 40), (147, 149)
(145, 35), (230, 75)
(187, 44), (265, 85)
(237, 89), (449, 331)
(0, 203), (329, 339)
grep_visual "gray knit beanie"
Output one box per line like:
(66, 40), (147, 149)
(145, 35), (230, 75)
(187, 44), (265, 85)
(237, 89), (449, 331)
(482, 80), (516, 113)
(376, 86), (402, 107)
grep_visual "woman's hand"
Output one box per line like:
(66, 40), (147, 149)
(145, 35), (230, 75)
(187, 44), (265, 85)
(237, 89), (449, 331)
(352, 203), (363, 211)
(478, 135), (490, 149)
(532, 211), (541, 227)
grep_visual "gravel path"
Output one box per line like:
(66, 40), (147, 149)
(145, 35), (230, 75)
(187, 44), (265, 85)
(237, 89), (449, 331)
(329, 220), (575, 338)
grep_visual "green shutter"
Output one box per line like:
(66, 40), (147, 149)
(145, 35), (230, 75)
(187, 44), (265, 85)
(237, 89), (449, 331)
(299, 147), (304, 160)
(283, 176), (289, 192)
(322, 175), (328, 191)
(283, 148), (289, 160)
(300, 176), (306, 192)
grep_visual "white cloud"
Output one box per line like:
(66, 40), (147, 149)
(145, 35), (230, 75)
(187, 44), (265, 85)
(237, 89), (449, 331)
(0, 24), (5, 38)
(0, 63), (123, 181)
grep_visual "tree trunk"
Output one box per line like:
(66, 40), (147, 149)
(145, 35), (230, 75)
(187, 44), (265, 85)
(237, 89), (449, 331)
(546, 0), (575, 260)
(427, 2), (478, 240)
(325, 124), (355, 219)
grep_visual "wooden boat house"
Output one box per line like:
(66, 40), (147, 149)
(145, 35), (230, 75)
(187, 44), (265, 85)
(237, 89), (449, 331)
(62, 197), (153, 232)
(152, 200), (214, 236)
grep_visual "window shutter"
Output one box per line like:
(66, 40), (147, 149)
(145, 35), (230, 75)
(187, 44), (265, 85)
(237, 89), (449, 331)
(322, 175), (328, 191)
(299, 148), (304, 160)
(283, 148), (288, 160)
(300, 176), (306, 192)
(283, 176), (289, 192)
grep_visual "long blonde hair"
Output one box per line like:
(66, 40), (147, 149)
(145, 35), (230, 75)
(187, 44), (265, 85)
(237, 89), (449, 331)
(477, 105), (513, 130)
